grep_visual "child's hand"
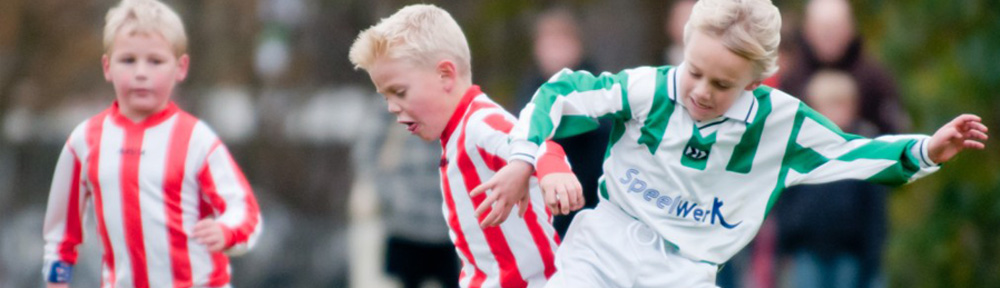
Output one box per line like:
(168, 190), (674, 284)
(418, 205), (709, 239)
(47, 283), (69, 288)
(928, 114), (989, 164)
(470, 160), (534, 228)
(540, 172), (583, 215)
(193, 219), (227, 252)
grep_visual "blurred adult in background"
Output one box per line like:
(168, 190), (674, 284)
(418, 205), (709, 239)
(355, 111), (459, 288)
(775, 70), (887, 288)
(663, 0), (695, 65)
(781, 0), (909, 134)
(513, 6), (607, 237)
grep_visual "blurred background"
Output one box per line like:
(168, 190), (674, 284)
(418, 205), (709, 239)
(0, 0), (997, 287)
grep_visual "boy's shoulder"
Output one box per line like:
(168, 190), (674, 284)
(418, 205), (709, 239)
(457, 90), (519, 139)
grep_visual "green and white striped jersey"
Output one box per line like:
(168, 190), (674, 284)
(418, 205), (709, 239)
(508, 64), (939, 264)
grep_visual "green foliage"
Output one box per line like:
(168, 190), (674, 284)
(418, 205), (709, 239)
(853, 0), (1000, 286)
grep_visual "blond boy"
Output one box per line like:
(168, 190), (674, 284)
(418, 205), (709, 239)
(350, 4), (583, 288)
(479, 0), (989, 287)
(42, 1), (262, 287)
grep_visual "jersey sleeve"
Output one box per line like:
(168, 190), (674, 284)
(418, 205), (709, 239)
(783, 102), (939, 187)
(197, 140), (263, 256)
(42, 136), (89, 283)
(471, 110), (572, 179)
(509, 67), (656, 165)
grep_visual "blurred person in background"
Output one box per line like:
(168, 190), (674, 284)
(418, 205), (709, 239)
(663, 0), (695, 65)
(41, 1), (262, 287)
(774, 70), (887, 288)
(360, 110), (460, 288)
(781, 0), (909, 134)
(514, 6), (607, 237)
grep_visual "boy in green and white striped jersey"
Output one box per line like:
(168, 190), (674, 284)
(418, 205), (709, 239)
(471, 0), (989, 287)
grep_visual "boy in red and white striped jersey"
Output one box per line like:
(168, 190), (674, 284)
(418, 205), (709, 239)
(42, 1), (263, 287)
(349, 4), (584, 288)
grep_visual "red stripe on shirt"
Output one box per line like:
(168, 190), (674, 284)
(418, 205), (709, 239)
(85, 111), (116, 287)
(197, 194), (231, 287)
(221, 148), (260, 247)
(458, 100), (528, 288)
(57, 149), (84, 263)
(207, 252), (230, 287)
(120, 125), (150, 288)
(482, 112), (563, 249)
(195, 157), (231, 285)
(440, 158), (488, 288)
(199, 141), (228, 213)
(164, 113), (197, 288)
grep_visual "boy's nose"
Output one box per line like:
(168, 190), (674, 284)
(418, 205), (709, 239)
(692, 82), (712, 101)
(386, 102), (402, 114)
(134, 63), (150, 79)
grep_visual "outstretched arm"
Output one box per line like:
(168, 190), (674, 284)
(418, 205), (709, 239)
(473, 67), (654, 226)
(468, 111), (581, 227)
(471, 142), (582, 227)
(927, 114), (988, 163)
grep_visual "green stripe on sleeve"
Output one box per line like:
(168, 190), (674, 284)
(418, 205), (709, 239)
(798, 103), (865, 142)
(526, 70), (631, 145)
(864, 141), (920, 186)
(786, 144), (829, 174)
(553, 115), (600, 139)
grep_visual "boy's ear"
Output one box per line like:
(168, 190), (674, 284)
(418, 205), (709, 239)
(744, 80), (763, 91)
(102, 54), (112, 82)
(436, 59), (458, 92)
(176, 54), (190, 82)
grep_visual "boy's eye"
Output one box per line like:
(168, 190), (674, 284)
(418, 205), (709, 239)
(391, 89), (406, 98)
(120, 57), (136, 64)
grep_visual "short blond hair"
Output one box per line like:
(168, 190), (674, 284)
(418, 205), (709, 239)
(349, 4), (472, 79)
(684, 0), (781, 80)
(104, 0), (188, 56)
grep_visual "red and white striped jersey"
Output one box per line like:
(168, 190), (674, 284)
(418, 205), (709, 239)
(439, 86), (570, 288)
(42, 101), (263, 288)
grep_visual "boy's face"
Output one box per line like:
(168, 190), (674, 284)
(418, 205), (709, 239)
(369, 57), (452, 141)
(679, 31), (759, 122)
(103, 30), (189, 120)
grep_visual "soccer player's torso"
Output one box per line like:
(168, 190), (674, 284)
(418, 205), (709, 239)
(439, 92), (558, 287)
(598, 71), (803, 263)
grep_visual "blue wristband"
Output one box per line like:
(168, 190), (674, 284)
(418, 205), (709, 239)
(47, 261), (73, 283)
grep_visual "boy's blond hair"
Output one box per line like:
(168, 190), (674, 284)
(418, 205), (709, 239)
(684, 0), (781, 80)
(349, 4), (472, 79)
(104, 0), (188, 56)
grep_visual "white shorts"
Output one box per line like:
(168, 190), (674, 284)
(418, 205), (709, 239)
(545, 202), (719, 288)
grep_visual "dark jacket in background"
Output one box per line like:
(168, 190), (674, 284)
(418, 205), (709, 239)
(773, 120), (887, 287)
(781, 35), (909, 134)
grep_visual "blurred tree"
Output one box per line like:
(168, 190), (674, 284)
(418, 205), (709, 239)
(852, 0), (1000, 287)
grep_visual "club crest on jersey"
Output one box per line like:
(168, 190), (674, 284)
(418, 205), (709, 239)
(684, 145), (709, 160)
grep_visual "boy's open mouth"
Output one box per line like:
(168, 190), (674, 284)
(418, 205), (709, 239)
(399, 120), (418, 133)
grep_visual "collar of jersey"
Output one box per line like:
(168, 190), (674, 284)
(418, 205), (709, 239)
(670, 63), (758, 125)
(110, 100), (180, 129)
(440, 84), (482, 146)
